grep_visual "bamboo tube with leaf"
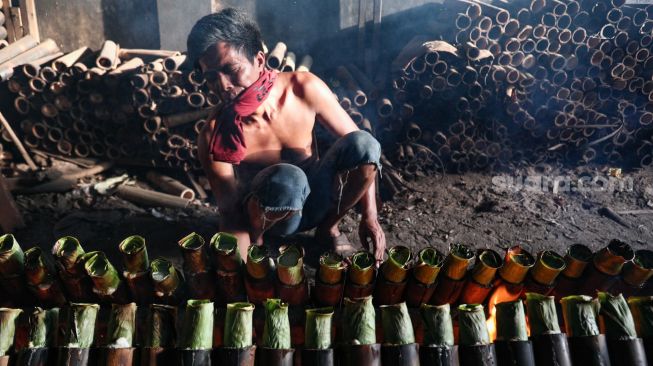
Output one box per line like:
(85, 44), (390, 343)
(259, 299), (294, 366)
(379, 302), (418, 365)
(150, 258), (184, 305)
(217, 302), (256, 366)
(24, 247), (66, 306)
(611, 249), (653, 297)
(314, 253), (346, 307)
(429, 243), (474, 305)
(560, 295), (611, 366)
(0, 234), (30, 305)
(82, 251), (128, 304)
(344, 251), (377, 300)
(276, 245), (309, 305)
(244, 245), (275, 305)
(141, 304), (177, 366)
(0, 308), (23, 364)
(340, 296), (380, 366)
(17, 307), (59, 366)
(406, 247), (444, 307)
(419, 304), (455, 366)
(58, 303), (99, 366)
(52, 236), (93, 302)
(302, 307), (334, 366)
(598, 292), (647, 366)
(178, 233), (215, 300)
(552, 244), (592, 299)
(374, 246), (411, 305)
(459, 249), (502, 305)
(524, 250), (566, 295)
(457, 304), (496, 366)
(494, 300), (536, 366)
(578, 239), (634, 296)
(525, 293), (571, 366)
(178, 300), (214, 366)
(210, 232), (246, 304)
(98, 303), (137, 366)
(629, 296), (653, 362)
(119, 235), (153, 304)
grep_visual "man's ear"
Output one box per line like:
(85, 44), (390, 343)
(255, 51), (266, 70)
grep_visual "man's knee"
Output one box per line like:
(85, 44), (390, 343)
(250, 163), (310, 211)
(336, 130), (382, 171)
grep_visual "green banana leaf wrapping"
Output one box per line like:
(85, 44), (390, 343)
(150, 258), (181, 295)
(210, 232), (242, 270)
(560, 295), (600, 337)
(0, 308), (22, 356)
(180, 300), (214, 350)
(119, 235), (149, 273)
(224, 302), (254, 348)
(145, 304), (177, 348)
(458, 304), (490, 346)
(107, 303), (137, 348)
(63, 303), (99, 348)
(525, 293), (561, 336)
(628, 297), (653, 338)
(83, 251), (121, 295)
(262, 299), (291, 349)
(0, 234), (25, 277)
(598, 292), (637, 340)
(52, 236), (85, 274)
(343, 296), (376, 345)
(305, 307), (334, 350)
(277, 245), (304, 286)
(380, 302), (415, 345)
(420, 304), (454, 346)
(495, 300), (528, 341)
(26, 307), (59, 348)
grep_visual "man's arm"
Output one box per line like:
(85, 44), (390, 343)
(197, 120), (251, 260)
(300, 72), (386, 262)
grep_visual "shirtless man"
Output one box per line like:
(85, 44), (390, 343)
(188, 8), (386, 264)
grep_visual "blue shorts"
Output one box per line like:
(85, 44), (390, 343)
(245, 130), (382, 236)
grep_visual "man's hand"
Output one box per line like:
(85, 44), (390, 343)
(358, 214), (386, 267)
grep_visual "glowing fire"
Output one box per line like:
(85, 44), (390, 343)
(485, 283), (524, 341)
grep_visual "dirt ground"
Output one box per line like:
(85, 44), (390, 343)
(10, 164), (653, 273)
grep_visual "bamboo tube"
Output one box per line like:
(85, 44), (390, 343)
(343, 296), (376, 345)
(599, 292), (647, 365)
(0, 308), (22, 357)
(281, 52), (296, 71)
(115, 185), (192, 209)
(106, 303), (137, 348)
(0, 234), (24, 278)
(262, 299), (291, 349)
(82, 251), (126, 302)
(150, 258), (183, 303)
(494, 300), (535, 364)
(441, 243), (473, 281)
(304, 307), (333, 350)
(119, 235), (149, 274)
(179, 300), (214, 350)
(62, 303), (100, 348)
(210, 232), (242, 272)
(498, 246), (535, 285)
(296, 55), (313, 72)
(144, 304), (177, 348)
(380, 246), (411, 283)
(96, 40), (120, 70)
(24, 247), (66, 306)
(23, 307), (58, 351)
(458, 304), (496, 366)
(380, 302), (414, 345)
(163, 55), (187, 72)
(0, 35), (38, 65)
(412, 247), (444, 286)
(318, 252), (345, 285)
(267, 42), (287, 70)
(277, 245), (304, 286)
(246, 245), (272, 280)
(224, 302), (254, 348)
(53, 47), (91, 72)
(145, 171), (195, 200)
(349, 251), (375, 286)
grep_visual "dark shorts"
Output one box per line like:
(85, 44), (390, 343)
(244, 130), (382, 236)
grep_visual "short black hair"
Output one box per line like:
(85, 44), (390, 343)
(187, 8), (263, 67)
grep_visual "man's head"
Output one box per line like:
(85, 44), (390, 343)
(187, 8), (265, 102)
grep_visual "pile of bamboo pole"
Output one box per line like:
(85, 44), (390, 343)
(1, 40), (311, 172)
(332, 0), (653, 184)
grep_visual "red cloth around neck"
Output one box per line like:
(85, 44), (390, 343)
(209, 68), (277, 164)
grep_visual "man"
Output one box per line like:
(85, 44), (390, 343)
(188, 8), (386, 264)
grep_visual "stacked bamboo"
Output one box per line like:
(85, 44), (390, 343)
(1, 40), (312, 171)
(331, 0), (653, 184)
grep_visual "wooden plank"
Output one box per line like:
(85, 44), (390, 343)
(0, 174), (25, 233)
(1, 0), (16, 42)
(19, 0), (39, 42)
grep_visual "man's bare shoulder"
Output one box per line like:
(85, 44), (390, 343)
(278, 71), (330, 102)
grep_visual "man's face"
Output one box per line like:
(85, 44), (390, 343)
(198, 41), (265, 102)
